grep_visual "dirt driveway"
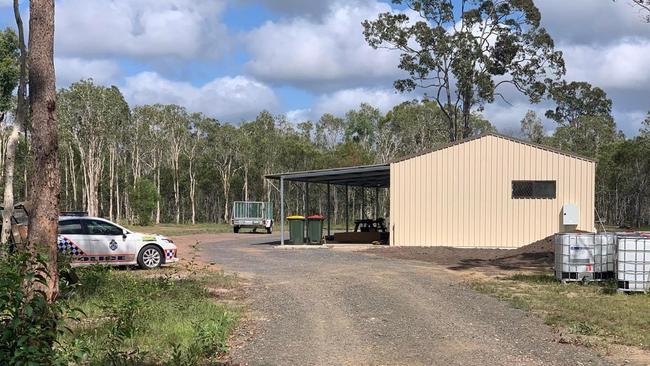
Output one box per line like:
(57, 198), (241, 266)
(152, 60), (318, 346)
(189, 233), (608, 366)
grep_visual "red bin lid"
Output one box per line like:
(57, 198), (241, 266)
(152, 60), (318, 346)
(306, 214), (325, 220)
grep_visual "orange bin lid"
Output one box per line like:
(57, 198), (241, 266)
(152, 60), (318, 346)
(306, 214), (325, 220)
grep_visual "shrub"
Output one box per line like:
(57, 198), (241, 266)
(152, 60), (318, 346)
(0, 252), (79, 366)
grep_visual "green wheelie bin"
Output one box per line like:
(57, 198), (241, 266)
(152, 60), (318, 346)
(287, 215), (305, 244)
(306, 215), (325, 244)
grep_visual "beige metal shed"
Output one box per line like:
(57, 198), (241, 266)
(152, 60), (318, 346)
(389, 133), (596, 248)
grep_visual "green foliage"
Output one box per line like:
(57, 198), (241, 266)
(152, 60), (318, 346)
(59, 268), (240, 365)
(130, 178), (159, 226)
(546, 81), (613, 128)
(0, 27), (19, 113)
(0, 253), (80, 366)
(363, 0), (564, 140)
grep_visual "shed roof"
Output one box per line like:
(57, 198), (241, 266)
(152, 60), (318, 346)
(390, 132), (597, 164)
(265, 164), (390, 188)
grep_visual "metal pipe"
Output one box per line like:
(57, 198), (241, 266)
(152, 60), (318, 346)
(375, 187), (379, 219)
(305, 182), (309, 216)
(327, 183), (331, 237)
(280, 176), (284, 245)
(345, 184), (349, 232)
(361, 187), (366, 219)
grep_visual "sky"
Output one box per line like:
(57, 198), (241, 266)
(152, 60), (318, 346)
(0, 0), (648, 135)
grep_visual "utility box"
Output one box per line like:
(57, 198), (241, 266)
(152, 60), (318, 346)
(563, 204), (579, 226)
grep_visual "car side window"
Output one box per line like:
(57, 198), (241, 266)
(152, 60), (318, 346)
(59, 220), (84, 235)
(85, 219), (123, 236)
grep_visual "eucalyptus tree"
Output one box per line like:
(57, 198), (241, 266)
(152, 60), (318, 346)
(27, 0), (58, 302)
(520, 110), (545, 143)
(57, 80), (129, 217)
(363, 0), (565, 141)
(0, 5), (24, 245)
(200, 120), (242, 223)
(546, 81), (619, 158)
(185, 112), (204, 224)
(315, 114), (345, 150)
(156, 104), (190, 224)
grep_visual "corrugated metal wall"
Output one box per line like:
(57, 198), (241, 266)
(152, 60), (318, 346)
(389, 134), (596, 248)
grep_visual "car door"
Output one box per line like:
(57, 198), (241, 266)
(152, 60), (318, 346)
(83, 219), (134, 263)
(58, 219), (88, 259)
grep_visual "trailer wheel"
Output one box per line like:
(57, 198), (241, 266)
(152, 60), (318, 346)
(233, 226), (240, 233)
(266, 227), (272, 234)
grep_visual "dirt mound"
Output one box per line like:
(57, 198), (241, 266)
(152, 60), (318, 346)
(368, 236), (554, 273)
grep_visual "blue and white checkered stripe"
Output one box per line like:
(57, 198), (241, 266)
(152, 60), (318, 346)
(57, 236), (85, 256)
(165, 249), (176, 259)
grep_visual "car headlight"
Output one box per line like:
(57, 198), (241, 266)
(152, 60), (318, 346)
(162, 238), (174, 244)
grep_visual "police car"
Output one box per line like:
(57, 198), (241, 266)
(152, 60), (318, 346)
(57, 215), (178, 269)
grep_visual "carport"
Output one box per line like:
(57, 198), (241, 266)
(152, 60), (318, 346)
(266, 164), (390, 245)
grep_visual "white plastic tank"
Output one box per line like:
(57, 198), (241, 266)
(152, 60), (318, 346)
(554, 233), (616, 282)
(617, 234), (650, 293)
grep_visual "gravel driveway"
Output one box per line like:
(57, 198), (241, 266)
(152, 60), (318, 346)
(200, 233), (608, 366)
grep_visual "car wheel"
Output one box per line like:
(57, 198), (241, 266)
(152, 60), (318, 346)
(138, 245), (163, 269)
(233, 226), (240, 233)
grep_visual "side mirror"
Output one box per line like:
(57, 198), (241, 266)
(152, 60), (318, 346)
(122, 230), (128, 239)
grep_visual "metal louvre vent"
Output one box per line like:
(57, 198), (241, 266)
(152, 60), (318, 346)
(512, 180), (556, 199)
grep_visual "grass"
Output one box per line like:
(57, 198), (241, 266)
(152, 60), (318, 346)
(471, 273), (650, 350)
(57, 266), (241, 365)
(123, 223), (233, 236)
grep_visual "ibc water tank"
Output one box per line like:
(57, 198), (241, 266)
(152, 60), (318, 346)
(554, 233), (616, 282)
(617, 234), (650, 293)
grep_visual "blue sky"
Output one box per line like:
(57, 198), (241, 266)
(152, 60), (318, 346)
(0, 0), (648, 135)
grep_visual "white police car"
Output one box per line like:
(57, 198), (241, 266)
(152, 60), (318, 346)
(57, 215), (178, 269)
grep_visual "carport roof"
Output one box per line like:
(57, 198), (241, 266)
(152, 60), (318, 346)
(265, 164), (390, 188)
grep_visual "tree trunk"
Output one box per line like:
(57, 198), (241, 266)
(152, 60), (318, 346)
(1, 0), (28, 246)
(189, 156), (196, 225)
(155, 159), (161, 224)
(108, 146), (115, 220)
(27, 0), (59, 303)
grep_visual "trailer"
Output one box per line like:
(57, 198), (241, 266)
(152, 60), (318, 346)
(231, 201), (273, 234)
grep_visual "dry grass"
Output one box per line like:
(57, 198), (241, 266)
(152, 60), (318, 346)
(471, 273), (650, 351)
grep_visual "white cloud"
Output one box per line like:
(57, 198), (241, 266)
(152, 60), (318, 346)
(55, 0), (228, 59)
(538, 0), (648, 45)
(288, 87), (410, 122)
(55, 58), (122, 87)
(244, 1), (405, 91)
(122, 72), (279, 122)
(562, 39), (650, 91)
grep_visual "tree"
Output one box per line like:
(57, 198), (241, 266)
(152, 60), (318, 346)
(520, 110), (545, 143)
(546, 81), (619, 157)
(545, 81), (612, 128)
(363, 0), (565, 141)
(57, 80), (129, 217)
(130, 178), (158, 226)
(1, 2), (25, 245)
(0, 28), (19, 119)
(27, 0), (59, 302)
